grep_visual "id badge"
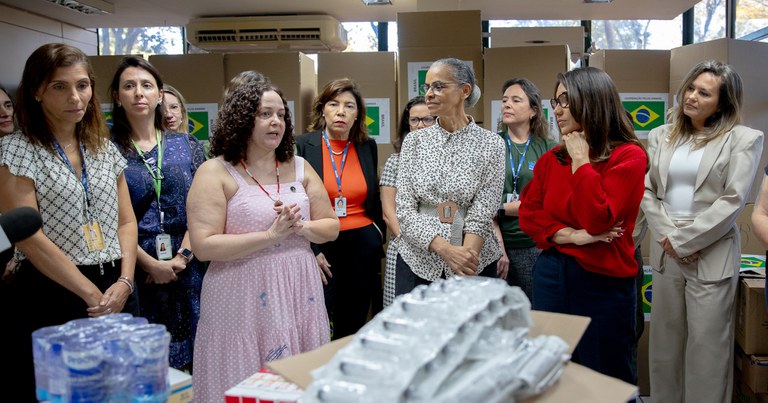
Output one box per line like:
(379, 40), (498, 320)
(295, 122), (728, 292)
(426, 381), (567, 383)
(83, 221), (106, 251)
(334, 196), (347, 217)
(155, 233), (173, 260)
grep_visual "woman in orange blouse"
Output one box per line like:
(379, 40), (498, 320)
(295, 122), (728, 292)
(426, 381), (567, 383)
(295, 78), (384, 339)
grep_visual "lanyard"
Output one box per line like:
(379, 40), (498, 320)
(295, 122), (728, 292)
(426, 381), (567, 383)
(505, 134), (531, 195)
(131, 129), (164, 203)
(53, 140), (91, 220)
(322, 130), (350, 197)
(131, 130), (165, 230)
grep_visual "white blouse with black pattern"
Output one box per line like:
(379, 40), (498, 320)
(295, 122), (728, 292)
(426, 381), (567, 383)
(0, 133), (126, 265)
(395, 116), (505, 281)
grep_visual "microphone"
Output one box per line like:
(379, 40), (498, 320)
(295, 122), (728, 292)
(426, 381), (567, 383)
(0, 207), (43, 253)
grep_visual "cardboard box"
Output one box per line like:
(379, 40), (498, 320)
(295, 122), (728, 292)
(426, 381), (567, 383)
(225, 52), (317, 134)
(397, 10), (481, 49)
(670, 39), (768, 203)
(490, 26), (584, 63)
(736, 348), (768, 394)
(268, 311), (638, 402)
(483, 45), (570, 134)
(225, 369), (302, 403)
(397, 46), (484, 124)
(739, 204), (768, 256)
(734, 364), (768, 403)
(737, 278), (768, 354)
(149, 54), (226, 143)
(89, 55), (139, 102)
(168, 367), (193, 403)
(317, 52), (397, 164)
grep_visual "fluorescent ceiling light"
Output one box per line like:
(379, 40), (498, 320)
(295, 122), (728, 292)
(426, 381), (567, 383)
(583, 0), (613, 3)
(362, 0), (393, 5)
(44, 0), (115, 15)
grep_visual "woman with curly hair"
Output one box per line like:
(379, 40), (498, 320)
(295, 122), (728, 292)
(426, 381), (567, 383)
(187, 72), (339, 402)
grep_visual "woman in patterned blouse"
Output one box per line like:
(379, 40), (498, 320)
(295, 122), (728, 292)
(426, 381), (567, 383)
(380, 95), (435, 307)
(394, 58), (506, 295)
(0, 43), (138, 400)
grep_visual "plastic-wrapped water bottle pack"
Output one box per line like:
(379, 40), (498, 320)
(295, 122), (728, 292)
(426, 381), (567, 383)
(301, 277), (570, 403)
(31, 313), (171, 403)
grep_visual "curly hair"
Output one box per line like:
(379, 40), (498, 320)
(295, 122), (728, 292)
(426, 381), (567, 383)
(210, 78), (294, 163)
(17, 43), (108, 152)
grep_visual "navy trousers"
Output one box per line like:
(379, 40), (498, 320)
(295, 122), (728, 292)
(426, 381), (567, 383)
(532, 248), (636, 384)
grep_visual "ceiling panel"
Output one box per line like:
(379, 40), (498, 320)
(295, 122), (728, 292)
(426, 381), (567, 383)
(0, 0), (698, 29)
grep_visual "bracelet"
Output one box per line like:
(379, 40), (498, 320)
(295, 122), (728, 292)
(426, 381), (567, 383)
(116, 276), (134, 294)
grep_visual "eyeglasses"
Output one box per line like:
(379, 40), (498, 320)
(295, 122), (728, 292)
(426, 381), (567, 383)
(550, 92), (569, 109)
(408, 116), (436, 126)
(420, 82), (457, 94)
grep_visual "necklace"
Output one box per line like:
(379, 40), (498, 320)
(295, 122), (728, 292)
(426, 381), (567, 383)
(62, 142), (74, 150)
(240, 159), (283, 207)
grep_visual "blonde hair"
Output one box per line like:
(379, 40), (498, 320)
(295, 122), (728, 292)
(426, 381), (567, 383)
(667, 60), (742, 149)
(163, 84), (189, 134)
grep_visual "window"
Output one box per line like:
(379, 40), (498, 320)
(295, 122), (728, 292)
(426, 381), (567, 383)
(591, 18), (683, 50)
(736, 0), (768, 39)
(342, 22), (380, 52)
(489, 20), (582, 28)
(694, 0), (726, 42)
(99, 27), (184, 56)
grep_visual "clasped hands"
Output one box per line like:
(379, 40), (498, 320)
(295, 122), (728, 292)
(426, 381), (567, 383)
(659, 236), (700, 264)
(266, 203), (304, 242)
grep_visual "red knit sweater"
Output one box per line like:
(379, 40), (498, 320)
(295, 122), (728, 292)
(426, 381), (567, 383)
(519, 143), (647, 278)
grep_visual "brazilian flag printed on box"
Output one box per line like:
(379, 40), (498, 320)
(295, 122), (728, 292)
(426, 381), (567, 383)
(366, 106), (380, 137)
(642, 265), (652, 319)
(418, 70), (428, 96)
(188, 111), (211, 141)
(623, 101), (665, 131)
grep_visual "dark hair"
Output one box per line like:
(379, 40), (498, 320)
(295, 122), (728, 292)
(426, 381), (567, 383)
(552, 67), (646, 166)
(307, 78), (369, 143)
(668, 60), (742, 148)
(430, 58), (482, 109)
(210, 79), (295, 163)
(500, 78), (550, 140)
(394, 96), (426, 153)
(17, 43), (108, 152)
(109, 56), (166, 153)
(224, 70), (270, 100)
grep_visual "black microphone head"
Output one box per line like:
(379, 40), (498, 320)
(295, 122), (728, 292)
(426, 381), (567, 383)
(0, 207), (43, 243)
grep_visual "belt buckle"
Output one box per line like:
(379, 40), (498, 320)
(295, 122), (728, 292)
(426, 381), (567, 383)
(437, 201), (458, 224)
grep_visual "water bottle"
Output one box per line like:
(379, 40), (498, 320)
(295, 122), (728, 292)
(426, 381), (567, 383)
(128, 324), (170, 403)
(46, 331), (72, 403)
(102, 326), (133, 403)
(62, 334), (106, 402)
(31, 325), (65, 401)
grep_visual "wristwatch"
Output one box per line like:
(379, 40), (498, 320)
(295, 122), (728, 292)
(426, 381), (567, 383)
(177, 247), (194, 262)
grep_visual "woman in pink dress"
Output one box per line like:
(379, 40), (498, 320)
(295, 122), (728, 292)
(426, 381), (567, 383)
(187, 74), (339, 402)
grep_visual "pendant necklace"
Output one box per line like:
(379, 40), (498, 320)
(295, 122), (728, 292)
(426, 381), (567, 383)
(240, 159), (283, 207)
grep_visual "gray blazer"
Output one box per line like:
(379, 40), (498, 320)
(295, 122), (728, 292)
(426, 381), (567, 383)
(642, 124), (764, 281)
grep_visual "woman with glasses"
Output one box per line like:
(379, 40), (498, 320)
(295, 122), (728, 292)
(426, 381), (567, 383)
(395, 58), (505, 296)
(380, 96), (434, 307)
(295, 78), (385, 339)
(162, 84), (189, 134)
(518, 67), (647, 383)
(493, 78), (556, 300)
(643, 61), (763, 403)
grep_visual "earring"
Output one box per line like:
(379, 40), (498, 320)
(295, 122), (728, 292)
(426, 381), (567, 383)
(35, 97), (41, 102)
(117, 102), (122, 107)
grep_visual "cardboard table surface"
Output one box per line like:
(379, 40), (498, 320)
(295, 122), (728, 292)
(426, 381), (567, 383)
(267, 310), (637, 402)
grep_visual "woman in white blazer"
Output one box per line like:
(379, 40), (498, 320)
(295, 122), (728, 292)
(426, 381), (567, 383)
(642, 60), (764, 403)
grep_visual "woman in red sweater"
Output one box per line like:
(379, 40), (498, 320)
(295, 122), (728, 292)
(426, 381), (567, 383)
(518, 67), (647, 383)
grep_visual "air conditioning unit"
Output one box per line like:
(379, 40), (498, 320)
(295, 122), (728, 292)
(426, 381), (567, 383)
(187, 15), (348, 52)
